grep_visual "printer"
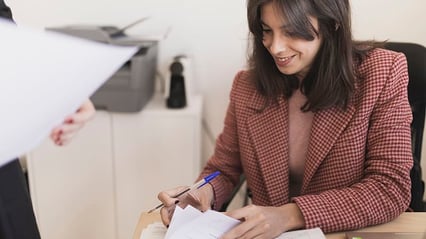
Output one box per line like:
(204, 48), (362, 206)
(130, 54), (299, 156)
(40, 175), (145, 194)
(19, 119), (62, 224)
(47, 23), (158, 112)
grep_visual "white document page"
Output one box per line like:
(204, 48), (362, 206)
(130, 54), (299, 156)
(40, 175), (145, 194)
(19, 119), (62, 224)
(167, 205), (240, 239)
(0, 19), (137, 166)
(170, 209), (240, 239)
(165, 205), (203, 239)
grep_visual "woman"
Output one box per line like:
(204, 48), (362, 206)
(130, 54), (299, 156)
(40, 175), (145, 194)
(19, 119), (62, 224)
(158, 0), (413, 238)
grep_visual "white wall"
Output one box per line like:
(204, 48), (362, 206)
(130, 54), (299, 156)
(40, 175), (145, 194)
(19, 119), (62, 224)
(7, 0), (426, 198)
(351, 0), (426, 44)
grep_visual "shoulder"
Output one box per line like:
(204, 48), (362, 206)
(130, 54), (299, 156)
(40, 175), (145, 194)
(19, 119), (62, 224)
(227, 70), (268, 111)
(229, 70), (257, 100)
(353, 48), (409, 106)
(356, 48), (409, 91)
(358, 48), (408, 78)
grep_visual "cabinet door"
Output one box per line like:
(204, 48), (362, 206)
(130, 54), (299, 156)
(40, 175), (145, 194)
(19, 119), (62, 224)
(27, 111), (116, 239)
(113, 109), (201, 239)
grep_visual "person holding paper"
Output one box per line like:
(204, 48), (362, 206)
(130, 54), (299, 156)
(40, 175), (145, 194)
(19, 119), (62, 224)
(157, 0), (413, 238)
(0, 2), (96, 238)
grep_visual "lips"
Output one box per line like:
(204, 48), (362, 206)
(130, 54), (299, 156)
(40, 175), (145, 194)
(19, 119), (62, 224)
(275, 55), (295, 67)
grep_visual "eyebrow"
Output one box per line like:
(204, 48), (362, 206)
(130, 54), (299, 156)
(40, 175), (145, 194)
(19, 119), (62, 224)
(260, 20), (268, 28)
(260, 20), (291, 31)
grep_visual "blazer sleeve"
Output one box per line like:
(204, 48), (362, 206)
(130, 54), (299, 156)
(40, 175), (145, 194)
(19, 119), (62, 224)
(293, 52), (413, 233)
(198, 71), (246, 209)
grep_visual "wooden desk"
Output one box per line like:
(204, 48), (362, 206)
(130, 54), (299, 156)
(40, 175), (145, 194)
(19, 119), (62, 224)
(133, 212), (426, 239)
(326, 213), (426, 238)
(133, 212), (162, 239)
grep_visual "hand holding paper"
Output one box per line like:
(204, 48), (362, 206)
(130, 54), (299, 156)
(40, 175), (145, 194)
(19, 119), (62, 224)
(0, 19), (137, 166)
(141, 205), (326, 239)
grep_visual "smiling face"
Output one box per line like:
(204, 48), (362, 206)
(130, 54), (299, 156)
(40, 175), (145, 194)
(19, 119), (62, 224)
(260, 1), (322, 80)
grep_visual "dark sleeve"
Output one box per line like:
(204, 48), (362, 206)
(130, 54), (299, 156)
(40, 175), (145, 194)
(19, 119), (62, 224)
(0, 0), (13, 20)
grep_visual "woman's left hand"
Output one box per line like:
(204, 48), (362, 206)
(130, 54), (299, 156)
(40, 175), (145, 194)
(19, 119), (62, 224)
(221, 203), (305, 239)
(50, 100), (95, 146)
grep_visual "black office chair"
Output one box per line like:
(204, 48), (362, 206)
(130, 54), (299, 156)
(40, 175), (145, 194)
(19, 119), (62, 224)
(384, 42), (426, 212)
(220, 42), (426, 212)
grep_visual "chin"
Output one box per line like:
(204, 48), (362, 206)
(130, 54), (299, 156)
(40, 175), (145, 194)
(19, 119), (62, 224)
(277, 68), (297, 76)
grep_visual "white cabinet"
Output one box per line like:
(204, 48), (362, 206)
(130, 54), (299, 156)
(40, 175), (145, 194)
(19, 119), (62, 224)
(112, 95), (202, 239)
(27, 110), (116, 239)
(27, 95), (202, 239)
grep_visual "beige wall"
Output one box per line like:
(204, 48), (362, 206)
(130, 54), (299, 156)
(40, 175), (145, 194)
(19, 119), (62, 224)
(351, 0), (426, 44)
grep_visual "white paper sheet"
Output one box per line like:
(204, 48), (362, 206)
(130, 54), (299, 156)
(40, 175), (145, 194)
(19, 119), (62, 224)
(0, 19), (137, 166)
(164, 205), (240, 239)
(165, 205), (203, 239)
(141, 205), (326, 239)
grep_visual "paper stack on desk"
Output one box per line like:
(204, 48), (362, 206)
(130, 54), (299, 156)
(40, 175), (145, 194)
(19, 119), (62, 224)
(140, 205), (325, 239)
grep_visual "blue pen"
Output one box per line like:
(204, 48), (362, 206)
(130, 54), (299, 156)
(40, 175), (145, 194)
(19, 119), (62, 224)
(147, 171), (220, 213)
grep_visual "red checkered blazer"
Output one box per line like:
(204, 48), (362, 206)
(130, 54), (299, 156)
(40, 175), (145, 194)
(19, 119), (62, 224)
(200, 48), (413, 233)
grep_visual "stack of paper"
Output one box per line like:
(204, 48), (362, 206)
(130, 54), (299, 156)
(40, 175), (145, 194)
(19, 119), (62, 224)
(140, 205), (326, 239)
(165, 205), (240, 239)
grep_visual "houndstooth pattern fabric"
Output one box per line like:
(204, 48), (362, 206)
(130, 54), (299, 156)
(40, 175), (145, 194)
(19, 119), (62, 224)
(199, 48), (413, 233)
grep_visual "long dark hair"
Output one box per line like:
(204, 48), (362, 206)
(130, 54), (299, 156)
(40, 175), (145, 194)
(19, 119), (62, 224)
(247, 0), (376, 111)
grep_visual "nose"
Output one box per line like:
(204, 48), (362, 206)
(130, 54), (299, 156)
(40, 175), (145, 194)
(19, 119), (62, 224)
(268, 34), (288, 55)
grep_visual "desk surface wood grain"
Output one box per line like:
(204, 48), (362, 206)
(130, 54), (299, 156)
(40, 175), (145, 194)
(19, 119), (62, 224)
(134, 212), (426, 239)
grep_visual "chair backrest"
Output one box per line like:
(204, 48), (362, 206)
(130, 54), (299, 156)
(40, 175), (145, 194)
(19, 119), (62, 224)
(384, 42), (426, 160)
(384, 42), (426, 211)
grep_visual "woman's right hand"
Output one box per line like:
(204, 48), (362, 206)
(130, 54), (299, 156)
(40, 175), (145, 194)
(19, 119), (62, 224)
(157, 183), (214, 226)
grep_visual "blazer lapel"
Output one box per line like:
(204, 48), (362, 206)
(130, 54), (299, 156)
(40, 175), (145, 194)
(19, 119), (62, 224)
(301, 104), (356, 193)
(246, 94), (290, 206)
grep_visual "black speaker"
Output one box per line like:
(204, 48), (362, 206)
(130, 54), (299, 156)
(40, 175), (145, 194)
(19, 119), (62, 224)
(166, 59), (187, 108)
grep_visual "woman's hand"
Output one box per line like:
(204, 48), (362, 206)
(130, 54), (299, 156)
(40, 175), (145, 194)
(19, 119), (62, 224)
(221, 203), (305, 239)
(157, 183), (214, 226)
(50, 100), (95, 146)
